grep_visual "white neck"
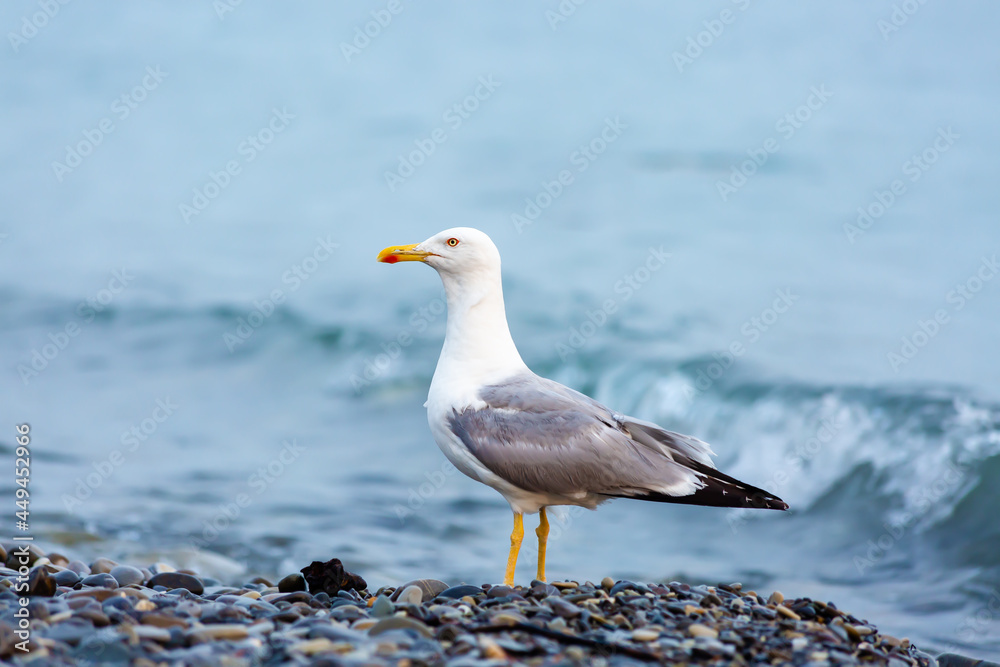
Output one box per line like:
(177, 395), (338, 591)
(428, 268), (528, 404)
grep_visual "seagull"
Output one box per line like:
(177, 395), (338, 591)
(377, 228), (787, 586)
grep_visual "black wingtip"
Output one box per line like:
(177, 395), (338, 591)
(610, 462), (790, 511)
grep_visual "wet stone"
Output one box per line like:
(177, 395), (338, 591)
(28, 567), (57, 597)
(147, 572), (204, 595)
(278, 572), (306, 593)
(81, 573), (119, 589)
(110, 565), (144, 587)
(89, 557), (118, 574)
(372, 595), (395, 617)
(52, 569), (81, 587)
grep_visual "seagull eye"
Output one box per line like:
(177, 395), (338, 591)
(447, 238), (459, 247)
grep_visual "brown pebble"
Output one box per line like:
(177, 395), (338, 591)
(90, 557), (118, 574)
(140, 613), (189, 629)
(187, 624), (250, 642)
(768, 591), (784, 605)
(776, 604), (801, 620)
(688, 623), (719, 639)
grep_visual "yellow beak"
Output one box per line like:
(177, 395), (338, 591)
(377, 243), (431, 264)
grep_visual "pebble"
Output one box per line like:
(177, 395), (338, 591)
(52, 569), (81, 587)
(688, 623), (719, 638)
(776, 604), (802, 620)
(371, 595), (394, 617)
(438, 584), (483, 599)
(0, 548), (956, 667)
(147, 572), (205, 594)
(277, 572), (306, 592)
(390, 578), (448, 603)
(89, 557), (118, 574)
(368, 616), (433, 637)
(187, 624), (250, 642)
(396, 584), (424, 606)
(110, 564), (145, 587)
(81, 572), (119, 589)
(28, 567), (57, 596)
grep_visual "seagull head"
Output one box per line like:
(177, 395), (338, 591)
(377, 227), (501, 281)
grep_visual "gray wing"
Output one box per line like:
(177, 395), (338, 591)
(448, 373), (788, 510)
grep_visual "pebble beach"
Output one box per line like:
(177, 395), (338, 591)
(3, 545), (983, 667)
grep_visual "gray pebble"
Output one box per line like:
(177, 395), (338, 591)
(110, 565), (144, 587)
(81, 573), (119, 589)
(372, 595), (395, 617)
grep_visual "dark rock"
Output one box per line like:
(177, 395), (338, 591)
(271, 591), (314, 605)
(52, 569), (81, 587)
(277, 573), (306, 593)
(27, 567), (57, 597)
(545, 595), (582, 619)
(5, 544), (44, 570)
(147, 572), (205, 595)
(299, 558), (366, 596)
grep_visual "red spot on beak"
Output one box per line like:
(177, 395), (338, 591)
(382, 255), (398, 264)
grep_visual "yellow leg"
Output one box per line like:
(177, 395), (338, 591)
(536, 507), (549, 582)
(503, 513), (524, 586)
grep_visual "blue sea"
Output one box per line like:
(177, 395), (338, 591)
(2, 1), (999, 659)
